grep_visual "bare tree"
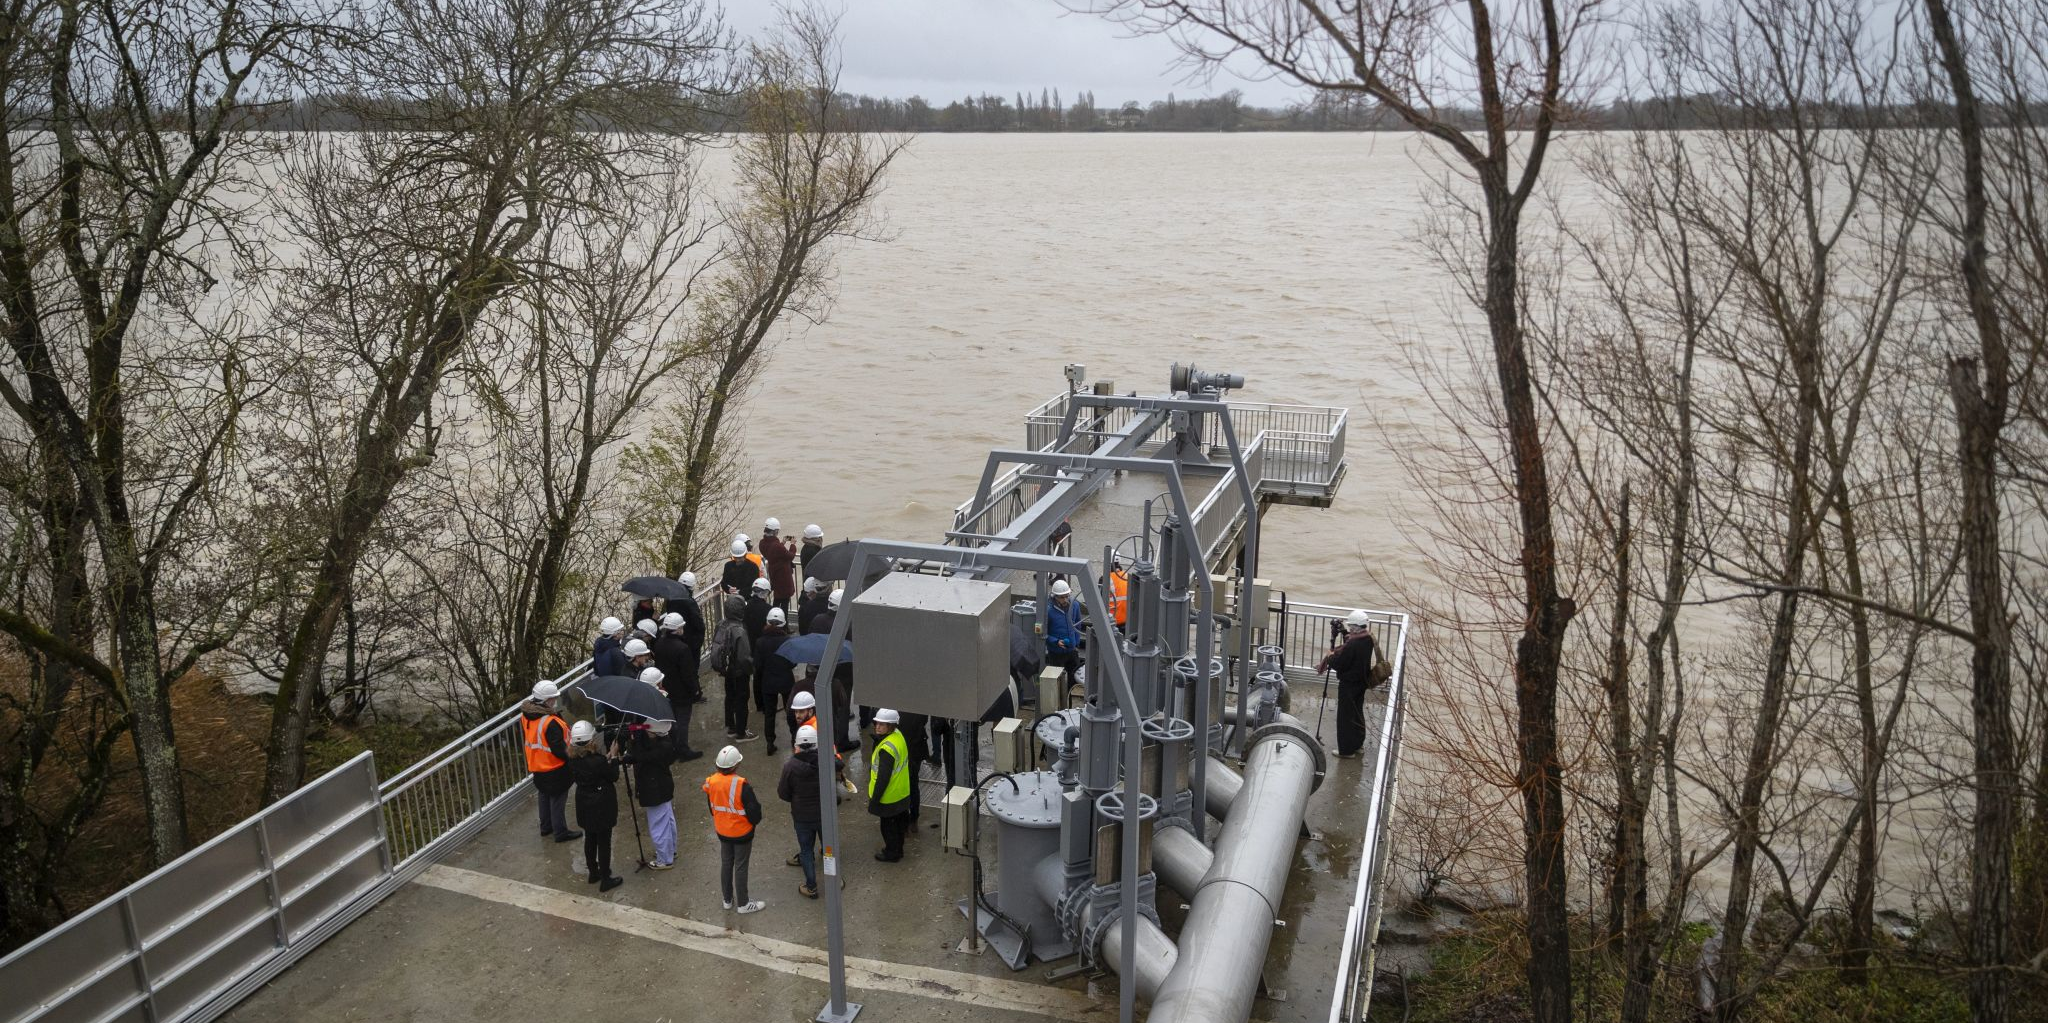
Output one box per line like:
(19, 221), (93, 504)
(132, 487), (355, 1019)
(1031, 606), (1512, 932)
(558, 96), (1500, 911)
(657, 4), (901, 575)
(0, 0), (327, 861)
(257, 0), (725, 801)
(1067, 1), (1593, 1016)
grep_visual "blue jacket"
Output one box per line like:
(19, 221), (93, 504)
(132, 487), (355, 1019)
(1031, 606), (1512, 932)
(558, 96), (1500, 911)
(1045, 598), (1085, 653)
(592, 634), (625, 678)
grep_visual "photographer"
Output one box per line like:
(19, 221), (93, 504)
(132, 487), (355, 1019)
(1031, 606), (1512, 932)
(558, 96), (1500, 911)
(566, 720), (625, 892)
(1315, 610), (1380, 760)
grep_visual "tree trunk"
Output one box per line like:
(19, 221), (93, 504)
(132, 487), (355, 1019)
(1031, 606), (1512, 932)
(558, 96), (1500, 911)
(1921, 5), (2017, 1020)
(1484, 191), (1576, 1023)
(1602, 487), (1641, 953)
(665, 354), (745, 575)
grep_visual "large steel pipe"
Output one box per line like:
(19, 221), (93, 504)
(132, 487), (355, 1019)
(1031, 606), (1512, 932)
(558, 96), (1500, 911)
(1153, 824), (1214, 901)
(1148, 726), (1320, 1023)
(1203, 758), (1243, 822)
(1033, 854), (1178, 1001)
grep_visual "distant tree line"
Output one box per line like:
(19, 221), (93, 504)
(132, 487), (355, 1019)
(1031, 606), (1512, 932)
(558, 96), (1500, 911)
(251, 83), (2047, 133)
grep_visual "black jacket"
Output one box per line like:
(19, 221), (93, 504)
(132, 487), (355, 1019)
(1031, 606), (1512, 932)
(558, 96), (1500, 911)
(625, 728), (677, 807)
(1324, 632), (1379, 688)
(798, 540), (824, 581)
(664, 591), (706, 650)
(744, 595), (770, 644)
(568, 750), (620, 830)
(754, 626), (793, 702)
(628, 599), (659, 632)
(776, 749), (824, 824)
(796, 593), (830, 635)
(653, 632), (697, 698)
(721, 556), (761, 594)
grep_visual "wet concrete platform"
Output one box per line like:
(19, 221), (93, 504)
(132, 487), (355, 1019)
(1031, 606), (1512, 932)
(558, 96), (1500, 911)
(230, 683), (1391, 1023)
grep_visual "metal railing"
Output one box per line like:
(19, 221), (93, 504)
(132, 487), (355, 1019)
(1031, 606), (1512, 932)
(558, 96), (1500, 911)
(1321, 606), (1410, 1023)
(0, 660), (597, 1023)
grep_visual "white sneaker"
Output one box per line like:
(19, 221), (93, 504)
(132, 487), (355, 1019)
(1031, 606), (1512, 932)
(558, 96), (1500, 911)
(736, 900), (766, 915)
(722, 900), (734, 910)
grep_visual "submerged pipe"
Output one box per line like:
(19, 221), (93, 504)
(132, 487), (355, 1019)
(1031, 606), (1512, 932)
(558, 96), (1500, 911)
(1149, 725), (1321, 1023)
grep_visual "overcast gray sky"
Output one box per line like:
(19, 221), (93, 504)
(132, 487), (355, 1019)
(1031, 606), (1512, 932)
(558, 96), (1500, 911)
(723, 1), (1309, 108)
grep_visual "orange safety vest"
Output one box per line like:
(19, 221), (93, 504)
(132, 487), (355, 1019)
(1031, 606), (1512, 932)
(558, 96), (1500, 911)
(1107, 569), (1129, 626)
(522, 714), (566, 773)
(704, 772), (753, 838)
(745, 551), (764, 571)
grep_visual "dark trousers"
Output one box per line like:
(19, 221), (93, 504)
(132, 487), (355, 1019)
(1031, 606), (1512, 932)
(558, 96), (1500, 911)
(757, 691), (782, 749)
(1336, 677), (1368, 756)
(669, 697), (697, 755)
(583, 827), (613, 878)
(723, 674), (749, 735)
(794, 818), (820, 888)
(719, 836), (753, 904)
(878, 812), (909, 859)
(535, 785), (568, 836)
(1046, 648), (1080, 675)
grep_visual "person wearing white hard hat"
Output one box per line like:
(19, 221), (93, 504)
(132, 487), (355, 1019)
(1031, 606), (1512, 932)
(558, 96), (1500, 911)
(709, 591), (758, 742)
(721, 537), (762, 594)
(1044, 578), (1086, 676)
(868, 709), (914, 861)
(798, 524), (825, 586)
(635, 618), (659, 642)
(1316, 610), (1382, 759)
(777, 724), (829, 897)
(593, 616), (628, 678)
(628, 593), (660, 636)
(622, 637), (653, 671)
(704, 745), (765, 913)
(652, 612), (704, 762)
(796, 579), (827, 636)
(521, 680), (580, 843)
(759, 518), (797, 611)
(663, 572), (709, 713)
(752, 607), (793, 756)
(744, 576), (774, 645)
(566, 720), (625, 891)
(622, 702), (680, 870)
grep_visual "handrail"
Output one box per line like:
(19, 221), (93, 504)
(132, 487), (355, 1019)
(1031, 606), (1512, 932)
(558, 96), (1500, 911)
(1326, 609), (1411, 1023)
(378, 658), (595, 794)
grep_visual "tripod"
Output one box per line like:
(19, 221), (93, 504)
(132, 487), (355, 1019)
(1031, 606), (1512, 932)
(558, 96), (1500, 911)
(617, 744), (652, 873)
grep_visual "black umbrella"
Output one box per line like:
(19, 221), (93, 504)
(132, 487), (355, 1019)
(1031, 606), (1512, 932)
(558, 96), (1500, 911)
(797, 540), (860, 583)
(1009, 620), (1044, 679)
(621, 575), (690, 600)
(580, 674), (677, 722)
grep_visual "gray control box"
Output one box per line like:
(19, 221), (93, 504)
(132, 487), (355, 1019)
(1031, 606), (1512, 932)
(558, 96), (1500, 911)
(850, 572), (1013, 721)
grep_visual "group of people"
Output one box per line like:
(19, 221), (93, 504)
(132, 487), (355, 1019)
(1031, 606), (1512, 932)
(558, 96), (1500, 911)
(525, 514), (1387, 910)
(519, 518), (929, 910)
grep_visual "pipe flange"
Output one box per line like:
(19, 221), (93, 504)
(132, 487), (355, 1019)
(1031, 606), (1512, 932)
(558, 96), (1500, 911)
(1056, 880), (1092, 957)
(1250, 719), (1328, 792)
(1080, 881), (1163, 960)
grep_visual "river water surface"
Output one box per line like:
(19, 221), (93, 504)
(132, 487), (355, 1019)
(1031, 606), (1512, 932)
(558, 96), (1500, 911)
(720, 132), (1464, 609)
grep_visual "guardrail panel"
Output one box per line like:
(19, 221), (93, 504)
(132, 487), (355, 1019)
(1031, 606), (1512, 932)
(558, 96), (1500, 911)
(0, 904), (136, 1023)
(126, 826), (266, 947)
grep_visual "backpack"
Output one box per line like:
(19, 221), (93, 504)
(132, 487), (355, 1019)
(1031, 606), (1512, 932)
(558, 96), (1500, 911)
(710, 621), (752, 677)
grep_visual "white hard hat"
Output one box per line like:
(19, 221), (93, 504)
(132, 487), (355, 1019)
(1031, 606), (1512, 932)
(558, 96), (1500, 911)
(635, 618), (658, 637)
(650, 720), (673, 736)
(790, 691), (815, 711)
(734, 532), (750, 544)
(796, 725), (818, 748)
(764, 517), (781, 532)
(1344, 609), (1370, 630)
(600, 616), (625, 636)
(828, 588), (843, 610)
(623, 638), (651, 658)
(804, 523), (823, 539)
(715, 745), (743, 769)
(679, 571), (697, 589)
(752, 577), (772, 592)
(875, 708), (900, 725)
(531, 680), (560, 701)
(640, 666), (666, 688)
(661, 612), (684, 631)
(767, 607), (786, 625)
(803, 576), (822, 593)
(571, 720), (596, 744)
(731, 539), (748, 557)
(1049, 579), (1072, 597)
